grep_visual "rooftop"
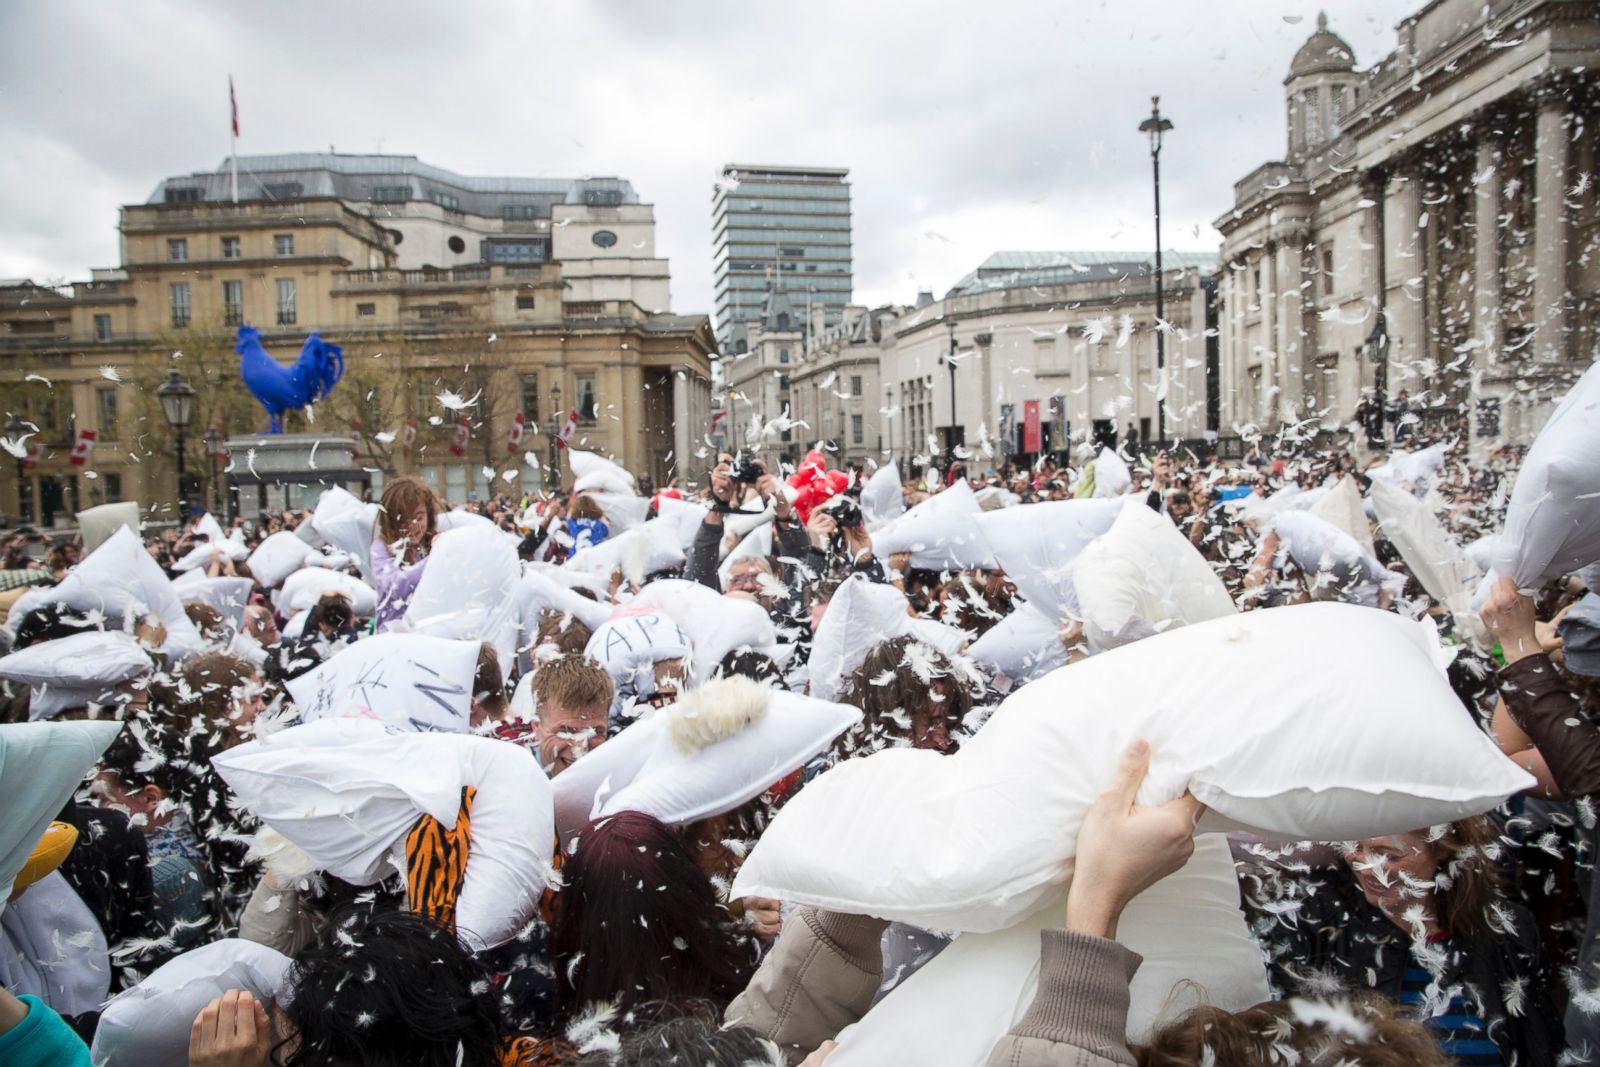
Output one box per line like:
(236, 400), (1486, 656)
(722, 163), (850, 180)
(948, 250), (1220, 295)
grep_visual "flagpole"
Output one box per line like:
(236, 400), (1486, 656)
(229, 75), (239, 204)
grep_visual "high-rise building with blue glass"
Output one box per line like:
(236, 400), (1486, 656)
(712, 164), (851, 349)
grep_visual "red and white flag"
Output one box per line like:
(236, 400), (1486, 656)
(450, 417), (470, 457)
(401, 419), (418, 458)
(506, 412), (525, 454)
(556, 410), (578, 449)
(22, 443), (41, 472)
(229, 76), (240, 137)
(710, 409), (728, 436)
(69, 429), (97, 467)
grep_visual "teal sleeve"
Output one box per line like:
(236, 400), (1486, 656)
(0, 996), (93, 1067)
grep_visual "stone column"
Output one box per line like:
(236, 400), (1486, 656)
(1260, 244), (1278, 425)
(1277, 238), (1304, 422)
(1385, 171), (1425, 393)
(1533, 93), (1571, 363)
(1469, 135), (1504, 464)
(671, 363), (691, 486)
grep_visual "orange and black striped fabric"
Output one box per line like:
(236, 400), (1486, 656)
(501, 1035), (578, 1066)
(404, 785), (477, 933)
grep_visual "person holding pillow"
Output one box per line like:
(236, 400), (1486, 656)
(371, 476), (442, 632)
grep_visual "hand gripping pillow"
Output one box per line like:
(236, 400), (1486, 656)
(870, 480), (995, 571)
(280, 566), (378, 617)
(1493, 360), (1600, 586)
(569, 449), (637, 495)
(247, 531), (315, 589)
(1072, 499), (1235, 651)
(964, 602), (1067, 688)
(861, 462), (905, 527)
(975, 499), (1122, 621)
(632, 579), (776, 683)
(90, 939), (292, 1067)
(732, 602), (1534, 933)
(0, 720), (123, 910)
(1309, 475), (1376, 556)
(552, 677), (860, 844)
(310, 487), (379, 577)
(285, 633), (480, 733)
(814, 838), (1269, 1066)
(404, 525), (521, 678)
(49, 526), (205, 657)
(807, 576), (967, 703)
(213, 719), (554, 951)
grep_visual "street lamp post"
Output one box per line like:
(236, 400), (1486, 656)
(204, 426), (226, 518)
(543, 383), (562, 492)
(1139, 96), (1175, 446)
(944, 318), (960, 467)
(155, 369), (196, 517)
(5, 412), (28, 524)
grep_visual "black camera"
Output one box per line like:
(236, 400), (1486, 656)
(830, 496), (864, 530)
(731, 456), (764, 486)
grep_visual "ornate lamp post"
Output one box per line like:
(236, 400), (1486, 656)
(5, 412), (29, 524)
(1139, 96), (1175, 445)
(155, 369), (196, 515)
(543, 382), (562, 491)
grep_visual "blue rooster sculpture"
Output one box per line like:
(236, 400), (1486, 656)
(235, 326), (344, 433)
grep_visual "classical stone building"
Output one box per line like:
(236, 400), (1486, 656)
(1215, 2), (1599, 455)
(716, 284), (805, 471)
(788, 305), (896, 471)
(1, 154), (714, 526)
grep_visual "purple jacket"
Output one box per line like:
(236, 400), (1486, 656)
(370, 535), (427, 632)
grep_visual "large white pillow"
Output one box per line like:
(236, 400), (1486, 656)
(870, 481), (995, 571)
(806, 577), (966, 703)
(1493, 361), (1600, 586)
(564, 521), (686, 583)
(1368, 443), (1448, 493)
(551, 678), (859, 843)
(0, 631), (152, 721)
(75, 501), (141, 555)
(171, 537), (249, 573)
(179, 576), (256, 634)
(816, 838), (1268, 1065)
(569, 449), (637, 495)
(285, 633), (481, 733)
(213, 719), (554, 951)
(590, 492), (650, 532)
(279, 566), (378, 617)
(861, 463), (905, 527)
(963, 603), (1066, 689)
(91, 939), (292, 1067)
(0, 720), (122, 911)
(49, 526), (204, 657)
(514, 571), (614, 647)
(1369, 478), (1479, 606)
(631, 579), (776, 683)
(404, 525), (521, 679)
(310, 487), (379, 577)
(1092, 448), (1132, 498)
(1309, 476), (1375, 556)
(975, 499), (1121, 621)
(246, 531), (314, 589)
(1073, 499), (1235, 651)
(733, 602), (1533, 933)
(1269, 510), (1398, 601)
(656, 496), (711, 550)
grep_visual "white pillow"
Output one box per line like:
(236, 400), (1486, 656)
(75, 502), (140, 555)
(1092, 448), (1131, 497)
(870, 481), (994, 571)
(286, 633), (481, 733)
(1309, 476), (1375, 556)
(1369, 443), (1448, 493)
(590, 492), (650, 532)
(1269, 510), (1399, 601)
(310, 487), (379, 577)
(279, 567), (378, 617)
(585, 609), (692, 712)
(49, 527), (205, 657)
(91, 939), (292, 1067)
(733, 602), (1533, 933)
(1072, 499), (1235, 651)
(861, 463), (905, 527)
(816, 838), (1268, 1065)
(975, 499), (1121, 621)
(0, 720), (122, 910)
(564, 521), (686, 583)
(717, 525), (774, 586)
(212, 719), (554, 951)
(436, 508), (496, 534)
(569, 450), (637, 495)
(246, 531), (314, 589)
(552, 677), (859, 844)
(1493, 360), (1600, 586)
(656, 496), (711, 550)
(807, 577), (966, 703)
(0, 631), (152, 721)
(171, 537), (249, 573)
(404, 525), (521, 680)
(1369, 478), (1479, 606)
(963, 603), (1067, 688)
(632, 578), (776, 683)
(180, 576), (256, 634)
(514, 571), (614, 649)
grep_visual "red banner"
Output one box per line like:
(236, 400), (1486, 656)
(69, 429), (97, 467)
(401, 419), (418, 458)
(450, 417), (470, 457)
(556, 409), (578, 449)
(506, 412), (525, 454)
(1023, 400), (1041, 454)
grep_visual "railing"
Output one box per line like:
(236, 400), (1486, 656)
(1234, 162), (1303, 205)
(335, 264), (493, 289)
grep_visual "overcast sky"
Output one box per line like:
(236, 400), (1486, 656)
(0, 1), (1412, 313)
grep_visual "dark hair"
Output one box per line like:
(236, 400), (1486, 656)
(713, 648), (783, 686)
(534, 610), (594, 656)
(1138, 993), (1451, 1067)
(552, 811), (757, 1019)
(12, 603), (101, 650)
(574, 1002), (779, 1066)
(275, 908), (509, 1067)
(474, 641), (507, 718)
(832, 634), (978, 760)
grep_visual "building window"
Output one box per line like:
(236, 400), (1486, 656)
(779, 348), (790, 364)
(97, 387), (118, 439)
(93, 314), (111, 341)
(274, 234), (294, 256)
(223, 280), (243, 326)
(447, 236), (466, 254)
(443, 464), (467, 505)
(433, 192), (460, 210)
(372, 186), (410, 203)
(575, 373), (598, 425)
(164, 187), (202, 204)
(170, 282), (191, 327)
(502, 204), (540, 220)
(1315, 354), (1339, 414)
(356, 303), (376, 317)
(1330, 87), (1348, 134)
(276, 278), (297, 326)
(520, 374), (540, 424)
(1321, 247), (1335, 298)
(516, 294), (536, 310)
(484, 240), (549, 264)
(1304, 90), (1323, 144)
(168, 238), (189, 262)
(591, 230), (618, 248)
(851, 414), (864, 445)
(263, 181), (303, 199)
(850, 374), (862, 397)
(221, 236), (241, 259)
(103, 472), (123, 502)
(582, 189), (623, 206)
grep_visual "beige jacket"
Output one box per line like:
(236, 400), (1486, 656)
(726, 907), (1141, 1067)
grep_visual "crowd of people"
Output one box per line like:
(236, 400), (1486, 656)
(0, 380), (1597, 1067)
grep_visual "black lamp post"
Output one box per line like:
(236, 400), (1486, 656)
(203, 426), (226, 517)
(1139, 96), (1174, 446)
(155, 369), (196, 515)
(5, 412), (28, 524)
(943, 318), (960, 465)
(543, 383), (562, 491)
